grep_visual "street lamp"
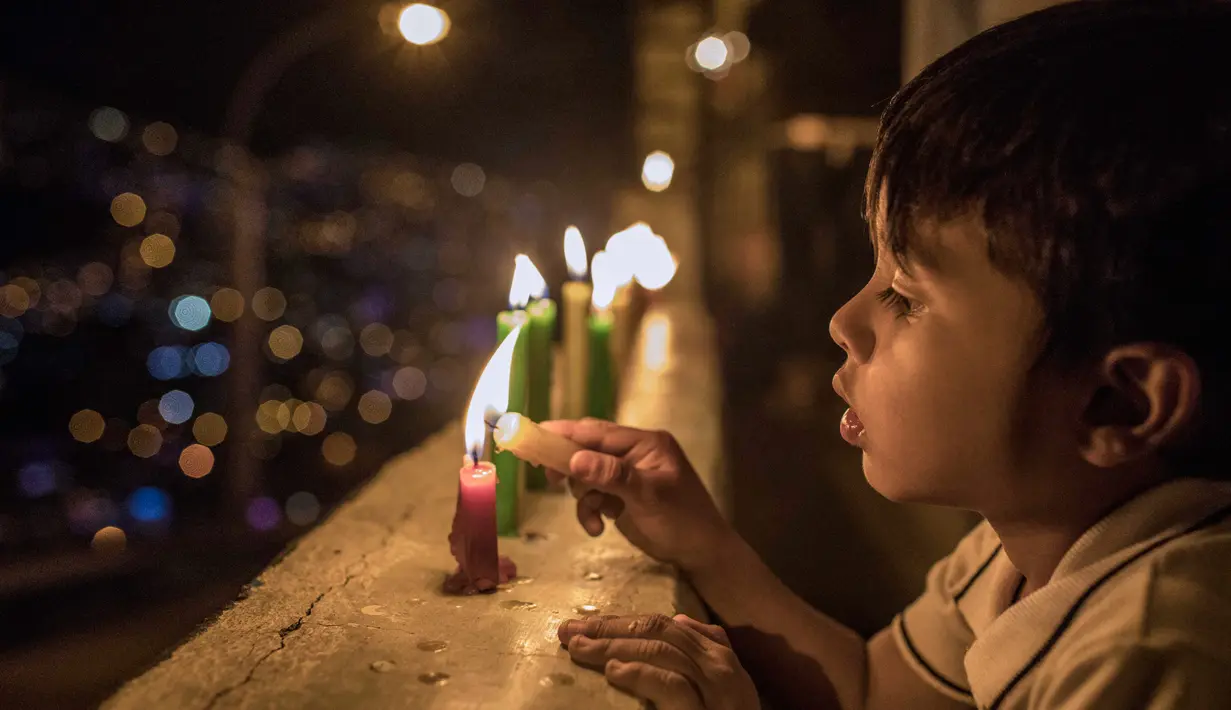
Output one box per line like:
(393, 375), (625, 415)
(221, 4), (449, 518)
(398, 4), (451, 46)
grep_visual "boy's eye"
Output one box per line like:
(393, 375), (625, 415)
(875, 286), (921, 319)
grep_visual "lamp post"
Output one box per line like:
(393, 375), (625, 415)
(221, 4), (449, 519)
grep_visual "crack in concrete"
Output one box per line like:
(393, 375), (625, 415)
(198, 510), (412, 709)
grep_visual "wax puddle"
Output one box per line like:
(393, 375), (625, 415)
(499, 600), (538, 611)
(419, 671), (451, 686)
(583, 572), (603, 581)
(540, 673), (576, 687)
(417, 640), (448, 653)
(370, 660), (396, 673)
(573, 604), (601, 616)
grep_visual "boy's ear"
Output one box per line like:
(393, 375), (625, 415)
(1079, 343), (1201, 468)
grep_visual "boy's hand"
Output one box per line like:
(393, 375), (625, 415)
(540, 419), (733, 574)
(558, 613), (760, 710)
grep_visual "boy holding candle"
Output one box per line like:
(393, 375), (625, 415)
(544, 3), (1231, 708)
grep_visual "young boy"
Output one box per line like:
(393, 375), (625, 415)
(547, 1), (1231, 708)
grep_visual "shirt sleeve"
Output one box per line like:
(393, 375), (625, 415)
(892, 520), (999, 705)
(1030, 640), (1231, 709)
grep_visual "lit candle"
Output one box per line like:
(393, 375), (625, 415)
(517, 255), (556, 490)
(605, 225), (645, 372)
(444, 325), (522, 595)
(492, 412), (584, 473)
(494, 261), (534, 536)
(561, 227), (592, 420)
(587, 250), (619, 420)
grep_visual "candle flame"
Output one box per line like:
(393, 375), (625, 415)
(590, 251), (619, 311)
(507, 255), (539, 309)
(633, 234), (678, 290)
(606, 223), (650, 287)
(464, 324), (524, 459)
(564, 226), (588, 279)
(515, 254), (548, 300)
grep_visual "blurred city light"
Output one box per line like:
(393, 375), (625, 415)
(641, 151), (675, 192)
(398, 4), (450, 46)
(158, 390), (195, 424)
(693, 35), (731, 72)
(170, 295), (211, 331)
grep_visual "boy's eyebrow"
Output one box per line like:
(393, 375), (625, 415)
(869, 231), (945, 279)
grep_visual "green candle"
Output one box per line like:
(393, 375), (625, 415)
(525, 297), (556, 489)
(494, 310), (528, 535)
(586, 310), (615, 420)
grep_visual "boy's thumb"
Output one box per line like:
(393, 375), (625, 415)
(570, 450), (631, 493)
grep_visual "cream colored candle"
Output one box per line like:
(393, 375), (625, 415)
(492, 413), (584, 474)
(561, 227), (591, 419)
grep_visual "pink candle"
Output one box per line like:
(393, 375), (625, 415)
(446, 455), (500, 592)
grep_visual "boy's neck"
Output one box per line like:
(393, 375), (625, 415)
(987, 470), (1166, 598)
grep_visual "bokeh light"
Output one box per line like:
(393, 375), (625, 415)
(147, 345), (189, 380)
(158, 390), (194, 424)
(110, 192), (147, 227)
(192, 412), (228, 446)
(91, 526), (127, 555)
(246, 497), (282, 531)
(322, 432), (357, 466)
(178, 444), (215, 478)
(127, 486), (170, 523)
(291, 402), (327, 436)
(18, 461), (60, 498)
(69, 409), (106, 443)
(693, 35), (731, 72)
(170, 295), (211, 331)
(359, 323), (394, 356)
(127, 424), (163, 458)
(69, 496), (119, 536)
(726, 31), (751, 62)
(89, 107), (129, 142)
(0, 284), (30, 318)
(358, 390), (393, 424)
(392, 366), (427, 400)
(315, 371), (354, 411)
(139, 233), (176, 268)
(451, 163), (486, 197)
(398, 3), (450, 45)
(78, 262), (114, 296)
(210, 287), (245, 322)
(641, 151), (675, 192)
(268, 324), (304, 361)
(252, 287), (287, 321)
(191, 342), (230, 376)
(286, 492), (321, 526)
(256, 400), (291, 435)
(141, 121), (178, 156)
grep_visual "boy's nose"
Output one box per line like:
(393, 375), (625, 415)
(829, 298), (867, 364)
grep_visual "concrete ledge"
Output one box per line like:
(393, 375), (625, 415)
(104, 300), (722, 710)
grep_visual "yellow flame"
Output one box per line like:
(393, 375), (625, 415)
(464, 324), (524, 457)
(507, 255), (539, 309)
(564, 226), (588, 279)
(590, 251), (619, 311)
(634, 234), (678, 290)
(515, 254), (548, 300)
(398, 4), (450, 46)
(606, 223), (652, 286)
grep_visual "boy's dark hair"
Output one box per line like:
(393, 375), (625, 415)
(866, 0), (1231, 475)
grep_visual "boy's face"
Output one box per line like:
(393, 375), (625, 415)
(830, 215), (1078, 513)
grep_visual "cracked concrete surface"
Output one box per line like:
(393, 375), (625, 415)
(103, 303), (721, 710)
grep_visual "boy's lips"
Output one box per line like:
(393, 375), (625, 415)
(840, 408), (865, 446)
(832, 373), (865, 446)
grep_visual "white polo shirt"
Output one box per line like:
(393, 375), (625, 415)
(893, 477), (1231, 709)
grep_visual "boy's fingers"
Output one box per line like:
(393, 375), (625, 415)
(577, 490), (607, 536)
(604, 660), (704, 710)
(558, 614), (707, 658)
(673, 614), (730, 648)
(540, 419), (646, 457)
(570, 450), (634, 494)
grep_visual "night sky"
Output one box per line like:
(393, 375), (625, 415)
(0, 0), (635, 189)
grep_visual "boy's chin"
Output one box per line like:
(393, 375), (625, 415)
(861, 456), (957, 506)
